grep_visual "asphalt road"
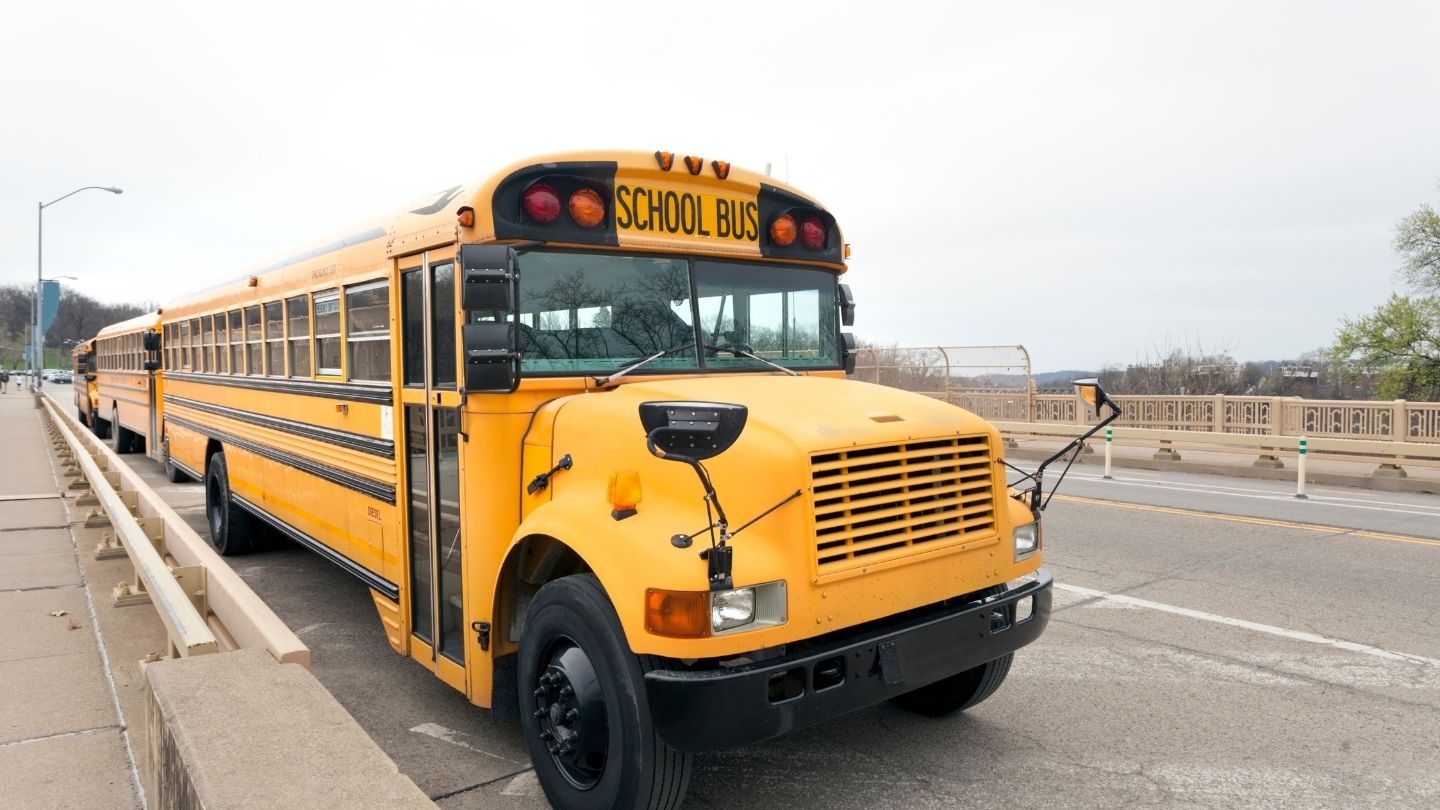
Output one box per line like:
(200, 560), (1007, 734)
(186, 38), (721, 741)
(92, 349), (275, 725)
(123, 450), (1440, 809)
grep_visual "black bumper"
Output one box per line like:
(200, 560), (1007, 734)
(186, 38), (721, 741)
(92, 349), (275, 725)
(644, 571), (1052, 752)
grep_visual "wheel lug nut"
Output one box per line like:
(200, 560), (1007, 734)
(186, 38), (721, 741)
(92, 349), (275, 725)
(559, 685), (573, 697)
(532, 687), (546, 697)
(565, 709), (579, 722)
(558, 744), (573, 755)
(540, 730), (553, 741)
(533, 709), (546, 718)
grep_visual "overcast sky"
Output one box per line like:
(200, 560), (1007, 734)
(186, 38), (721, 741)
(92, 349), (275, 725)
(3, 1), (1438, 372)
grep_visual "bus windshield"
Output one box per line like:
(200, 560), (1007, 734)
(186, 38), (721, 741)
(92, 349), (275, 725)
(510, 250), (840, 374)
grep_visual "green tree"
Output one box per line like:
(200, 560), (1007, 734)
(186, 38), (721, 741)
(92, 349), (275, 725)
(1331, 184), (1440, 401)
(1332, 294), (1440, 399)
(1394, 199), (1440, 293)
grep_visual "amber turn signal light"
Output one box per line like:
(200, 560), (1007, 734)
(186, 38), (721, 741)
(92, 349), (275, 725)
(769, 213), (797, 247)
(456, 207), (475, 228)
(568, 188), (606, 228)
(645, 589), (709, 638)
(608, 470), (642, 511)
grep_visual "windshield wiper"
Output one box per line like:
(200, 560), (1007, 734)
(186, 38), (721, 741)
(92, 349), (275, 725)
(593, 341), (696, 388)
(707, 342), (799, 376)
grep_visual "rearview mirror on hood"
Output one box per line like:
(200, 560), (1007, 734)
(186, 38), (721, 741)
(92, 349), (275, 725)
(639, 401), (748, 462)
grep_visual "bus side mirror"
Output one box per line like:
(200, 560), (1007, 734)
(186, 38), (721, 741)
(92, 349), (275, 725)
(841, 332), (858, 375)
(1073, 378), (1119, 420)
(460, 244), (522, 394)
(461, 245), (518, 312)
(837, 283), (856, 327)
(143, 360), (161, 372)
(462, 322), (519, 394)
(640, 401), (748, 462)
(142, 332), (162, 352)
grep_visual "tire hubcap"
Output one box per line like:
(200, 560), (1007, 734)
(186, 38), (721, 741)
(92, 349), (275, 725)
(532, 638), (607, 789)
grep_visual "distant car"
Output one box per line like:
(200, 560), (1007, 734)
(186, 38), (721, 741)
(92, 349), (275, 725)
(53, 372), (73, 384)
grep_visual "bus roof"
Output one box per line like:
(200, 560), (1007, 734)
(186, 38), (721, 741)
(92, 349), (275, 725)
(160, 150), (845, 319)
(95, 311), (161, 339)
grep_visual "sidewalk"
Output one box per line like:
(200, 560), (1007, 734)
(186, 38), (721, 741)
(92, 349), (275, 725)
(0, 389), (161, 808)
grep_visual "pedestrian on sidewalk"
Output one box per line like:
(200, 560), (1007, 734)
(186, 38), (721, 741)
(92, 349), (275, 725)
(0, 368), (9, 393)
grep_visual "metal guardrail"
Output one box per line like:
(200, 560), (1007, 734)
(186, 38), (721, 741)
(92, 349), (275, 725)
(995, 420), (1440, 496)
(991, 420), (1440, 460)
(851, 347), (1440, 444)
(41, 394), (308, 666)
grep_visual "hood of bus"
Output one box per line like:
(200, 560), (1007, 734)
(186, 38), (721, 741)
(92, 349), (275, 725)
(577, 374), (997, 450)
(533, 374), (1031, 657)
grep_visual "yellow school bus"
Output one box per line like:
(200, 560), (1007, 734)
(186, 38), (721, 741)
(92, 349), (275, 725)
(71, 339), (98, 427)
(141, 150), (1114, 809)
(92, 313), (163, 456)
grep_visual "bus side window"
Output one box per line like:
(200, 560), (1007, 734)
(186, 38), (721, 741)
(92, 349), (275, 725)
(314, 290), (341, 376)
(345, 281), (390, 383)
(201, 316), (213, 374)
(287, 296), (311, 378)
(213, 314), (227, 374)
(265, 301), (285, 377)
(244, 305), (262, 375)
(227, 310), (243, 374)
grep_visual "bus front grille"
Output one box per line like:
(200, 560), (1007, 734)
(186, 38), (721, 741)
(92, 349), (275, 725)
(810, 436), (995, 576)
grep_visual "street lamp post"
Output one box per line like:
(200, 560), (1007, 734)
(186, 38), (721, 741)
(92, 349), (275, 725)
(35, 185), (122, 391)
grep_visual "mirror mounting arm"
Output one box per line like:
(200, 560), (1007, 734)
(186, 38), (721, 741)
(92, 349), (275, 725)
(1031, 405), (1120, 513)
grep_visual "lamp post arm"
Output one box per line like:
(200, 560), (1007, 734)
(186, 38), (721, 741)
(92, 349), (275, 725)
(41, 185), (122, 209)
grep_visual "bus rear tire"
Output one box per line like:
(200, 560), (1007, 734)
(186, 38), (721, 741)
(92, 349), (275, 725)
(112, 407), (137, 454)
(519, 574), (692, 810)
(205, 451), (255, 555)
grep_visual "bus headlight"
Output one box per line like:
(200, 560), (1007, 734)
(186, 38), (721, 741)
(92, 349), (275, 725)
(711, 588), (755, 632)
(1013, 521), (1041, 561)
(710, 580), (788, 635)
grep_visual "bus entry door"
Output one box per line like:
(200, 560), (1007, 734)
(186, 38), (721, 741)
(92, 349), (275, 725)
(398, 248), (467, 691)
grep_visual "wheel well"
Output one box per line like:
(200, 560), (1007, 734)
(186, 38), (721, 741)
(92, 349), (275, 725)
(203, 439), (222, 475)
(495, 534), (593, 652)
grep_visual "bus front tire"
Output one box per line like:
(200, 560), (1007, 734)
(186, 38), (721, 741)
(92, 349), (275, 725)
(92, 413), (111, 440)
(518, 574), (692, 810)
(205, 451), (255, 556)
(888, 652), (1014, 717)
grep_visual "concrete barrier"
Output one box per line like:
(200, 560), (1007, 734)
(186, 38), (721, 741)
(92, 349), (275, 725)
(144, 648), (434, 808)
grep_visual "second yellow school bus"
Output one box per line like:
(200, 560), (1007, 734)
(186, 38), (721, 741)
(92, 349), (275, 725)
(141, 150), (1085, 809)
(92, 312), (162, 455)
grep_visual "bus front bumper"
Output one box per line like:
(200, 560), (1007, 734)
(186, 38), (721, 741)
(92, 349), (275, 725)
(643, 570), (1053, 753)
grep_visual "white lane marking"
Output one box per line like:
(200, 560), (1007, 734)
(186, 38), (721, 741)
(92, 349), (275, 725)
(1055, 583), (1440, 669)
(409, 723), (522, 763)
(501, 770), (543, 797)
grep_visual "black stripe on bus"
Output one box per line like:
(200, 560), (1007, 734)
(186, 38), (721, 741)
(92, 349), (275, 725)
(165, 395), (394, 459)
(233, 494), (400, 602)
(169, 456), (203, 481)
(164, 372), (392, 405)
(166, 414), (396, 504)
